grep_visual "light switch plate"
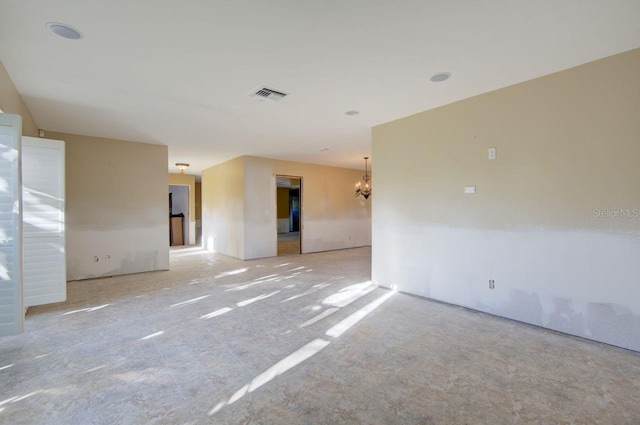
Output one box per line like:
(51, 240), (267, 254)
(488, 147), (497, 160)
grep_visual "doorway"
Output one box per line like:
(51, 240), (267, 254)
(169, 185), (190, 246)
(276, 175), (302, 256)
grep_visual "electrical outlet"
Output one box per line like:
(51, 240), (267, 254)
(489, 279), (495, 289)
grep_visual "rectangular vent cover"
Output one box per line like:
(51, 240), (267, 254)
(249, 87), (288, 103)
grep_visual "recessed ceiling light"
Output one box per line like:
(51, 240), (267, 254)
(47, 22), (83, 40)
(430, 72), (451, 83)
(345, 110), (359, 116)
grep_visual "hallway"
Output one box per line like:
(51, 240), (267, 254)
(0, 247), (638, 424)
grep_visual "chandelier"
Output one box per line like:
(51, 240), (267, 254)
(355, 156), (371, 200)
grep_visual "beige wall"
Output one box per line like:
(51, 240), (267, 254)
(372, 48), (640, 351)
(168, 173), (196, 244)
(45, 130), (169, 280)
(201, 156), (371, 259)
(277, 188), (290, 219)
(243, 156), (371, 258)
(0, 61), (38, 137)
(201, 157), (245, 258)
(202, 156), (371, 259)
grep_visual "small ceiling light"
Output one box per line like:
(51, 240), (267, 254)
(345, 110), (359, 116)
(47, 22), (83, 40)
(175, 163), (190, 174)
(355, 157), (371, 200)
(430, 72), (451, 83)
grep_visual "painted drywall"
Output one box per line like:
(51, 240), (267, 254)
(243, 156), (371, 259)
(277, 188), (290, 219)
(44, 131), (169, 281)
(372, 48), (640, 351)
(0, 61), (38, 137)
(201, 156), (245, 258)
(168, 173), (196, 244)
(276, 187), (290, 233)
(201, 156), (371, 260)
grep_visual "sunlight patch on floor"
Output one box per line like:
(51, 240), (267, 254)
(208, 286), (396, 417)
(200, 307), (233, 320)
(209, 338), (331, 416)
(214, 268), (248, 279)
(326, 290), (396, 338)
(299, 308), (339, 328)
(83, 365), (106, 374)
(322, 281), (375, 308)
(62, 304), (110, 315)
(281, 293), (308, 303)
(170, 295), (211, 308)
(140, 331), (164, 341)
(237, 291), (281, 307)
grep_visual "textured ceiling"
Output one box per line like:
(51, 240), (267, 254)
(1, 0), (639, 175)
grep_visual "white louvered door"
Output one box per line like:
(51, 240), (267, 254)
(22, 137), (66, 307)
(0, 114), (23, 337)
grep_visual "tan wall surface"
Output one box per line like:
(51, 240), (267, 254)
(201, 156), (371, 259)
(277, 188), (290, 219)
(0, 61), (38, 137)
(45, 130), (169, 280)
(372, 48), (640, 351)
(201, 157), (245, 258)
(243, 156), (371, 259)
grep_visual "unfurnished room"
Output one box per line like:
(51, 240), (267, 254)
(1, 1), (639, 424)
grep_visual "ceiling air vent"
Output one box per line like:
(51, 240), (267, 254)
(249, 87), (289, 103)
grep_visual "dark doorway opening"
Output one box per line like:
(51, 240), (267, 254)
(289, 188), (300, 232)
(276, 176), (302, 256)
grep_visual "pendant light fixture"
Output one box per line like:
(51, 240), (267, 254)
(355, 157), (371, 200)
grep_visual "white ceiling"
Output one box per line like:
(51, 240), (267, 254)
(1, 1), (639, 175)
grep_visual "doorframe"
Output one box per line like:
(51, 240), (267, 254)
(275, 174), (303, 255)
(168, 184), (192, 245)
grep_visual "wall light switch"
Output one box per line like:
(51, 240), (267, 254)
(465, 186), (476, 194)
(488, 147), (497, 160)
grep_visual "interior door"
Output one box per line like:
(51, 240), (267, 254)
(22, 136), (66, 307)
(0, 114), (24, 337)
